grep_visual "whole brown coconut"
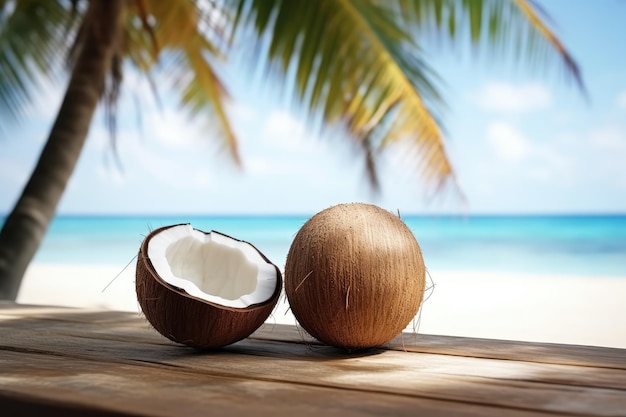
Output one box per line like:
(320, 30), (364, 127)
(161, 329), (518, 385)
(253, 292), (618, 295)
(285, 203), (425, 349)
(136, 224), (282, 349)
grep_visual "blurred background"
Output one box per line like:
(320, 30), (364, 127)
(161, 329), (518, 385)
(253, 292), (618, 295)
(1, 0), (625, 347)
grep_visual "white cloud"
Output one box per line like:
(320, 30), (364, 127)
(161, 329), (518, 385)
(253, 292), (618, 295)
(486, 122), (531, 161)
(190, 169), (214, 188)
(260, 110), (326, 153)
(589, 126), (625, 150)
(129, 142), (218, 189)
(583, 126), (626, 189)
(617, 91), (626, 109)
(146, 109), (209, 149)
(264, 111), (304, 138)
(476, 82), (552, 113)
(82, 122), (220, 191)
(246, 156), (288, 176)
(227, 101), (257, 125)
(533, 145), (573, 171)
(484, 122), (576, 187)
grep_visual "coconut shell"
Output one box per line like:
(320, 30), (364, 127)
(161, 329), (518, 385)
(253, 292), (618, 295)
(136, 225), (282, 349)
(285, 203), (425, 349)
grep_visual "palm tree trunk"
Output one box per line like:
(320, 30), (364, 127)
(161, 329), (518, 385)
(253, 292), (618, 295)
(0, 0), (124, 300)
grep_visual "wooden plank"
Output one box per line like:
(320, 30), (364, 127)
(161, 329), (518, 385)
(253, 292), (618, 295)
(6, 302), (626, 369)
(4, 310), (626, 392)
(2, 311), (626, 416)
(255, 323), (626, 370)
(0, 350), (556, 417)
(0, 390), (136, 417)
(4, 303), (626, 370)
(3, 305), (626, 389)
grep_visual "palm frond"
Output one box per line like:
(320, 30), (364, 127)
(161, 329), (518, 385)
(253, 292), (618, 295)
(142, 0), (239, 164)
(399, 0), (585, 92)
(0, 0), (74, 125)
(228, 0), (584, 192)
(512, 0), (585, 93)
(230, 0), (452, 189)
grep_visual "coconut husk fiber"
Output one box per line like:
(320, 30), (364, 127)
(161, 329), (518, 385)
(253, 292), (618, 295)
(285, 203), (426, 350)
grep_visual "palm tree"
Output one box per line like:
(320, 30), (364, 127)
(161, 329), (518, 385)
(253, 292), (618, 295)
(0, 0), (583, 300)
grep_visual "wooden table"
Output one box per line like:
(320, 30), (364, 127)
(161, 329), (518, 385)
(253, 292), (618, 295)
(1, 303), (625, 416)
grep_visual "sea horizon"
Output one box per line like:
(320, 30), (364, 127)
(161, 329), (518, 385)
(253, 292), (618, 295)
(10, 213), (626, 349)
(1, 212), (623, 278)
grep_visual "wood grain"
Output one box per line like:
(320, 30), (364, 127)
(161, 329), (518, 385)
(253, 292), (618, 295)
(1, 303), (625, 416)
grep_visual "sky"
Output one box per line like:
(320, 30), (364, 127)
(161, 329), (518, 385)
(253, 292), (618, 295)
(1, 0), (626, 216)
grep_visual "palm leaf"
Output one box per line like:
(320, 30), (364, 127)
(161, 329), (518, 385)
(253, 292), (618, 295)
(230, 0), (451, 190)
(126, 0), (240, 164)
(399, 0), (584, 91)
(228, 0), (584, 191)
(0, 0), (74, 125)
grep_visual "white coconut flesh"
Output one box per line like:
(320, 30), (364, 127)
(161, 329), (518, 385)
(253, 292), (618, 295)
(147, 224), (278, 309)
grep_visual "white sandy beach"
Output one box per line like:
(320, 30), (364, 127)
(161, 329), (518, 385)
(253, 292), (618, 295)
(16, 263), (626, 349)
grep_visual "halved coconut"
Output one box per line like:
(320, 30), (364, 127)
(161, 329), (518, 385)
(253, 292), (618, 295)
(136, 224), (282, 349)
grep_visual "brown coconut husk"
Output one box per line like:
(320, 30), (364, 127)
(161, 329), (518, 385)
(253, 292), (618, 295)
(136, 224), (282, 349)
(285, 203), (426, 349)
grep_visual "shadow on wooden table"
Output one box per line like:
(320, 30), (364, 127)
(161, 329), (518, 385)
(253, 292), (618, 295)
(1, 303), (625, 417)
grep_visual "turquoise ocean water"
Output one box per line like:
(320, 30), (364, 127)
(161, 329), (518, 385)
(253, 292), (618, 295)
(6, 214), (625, 277)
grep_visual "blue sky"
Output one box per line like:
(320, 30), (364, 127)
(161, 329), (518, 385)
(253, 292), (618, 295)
(1, 0), (626, 215)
